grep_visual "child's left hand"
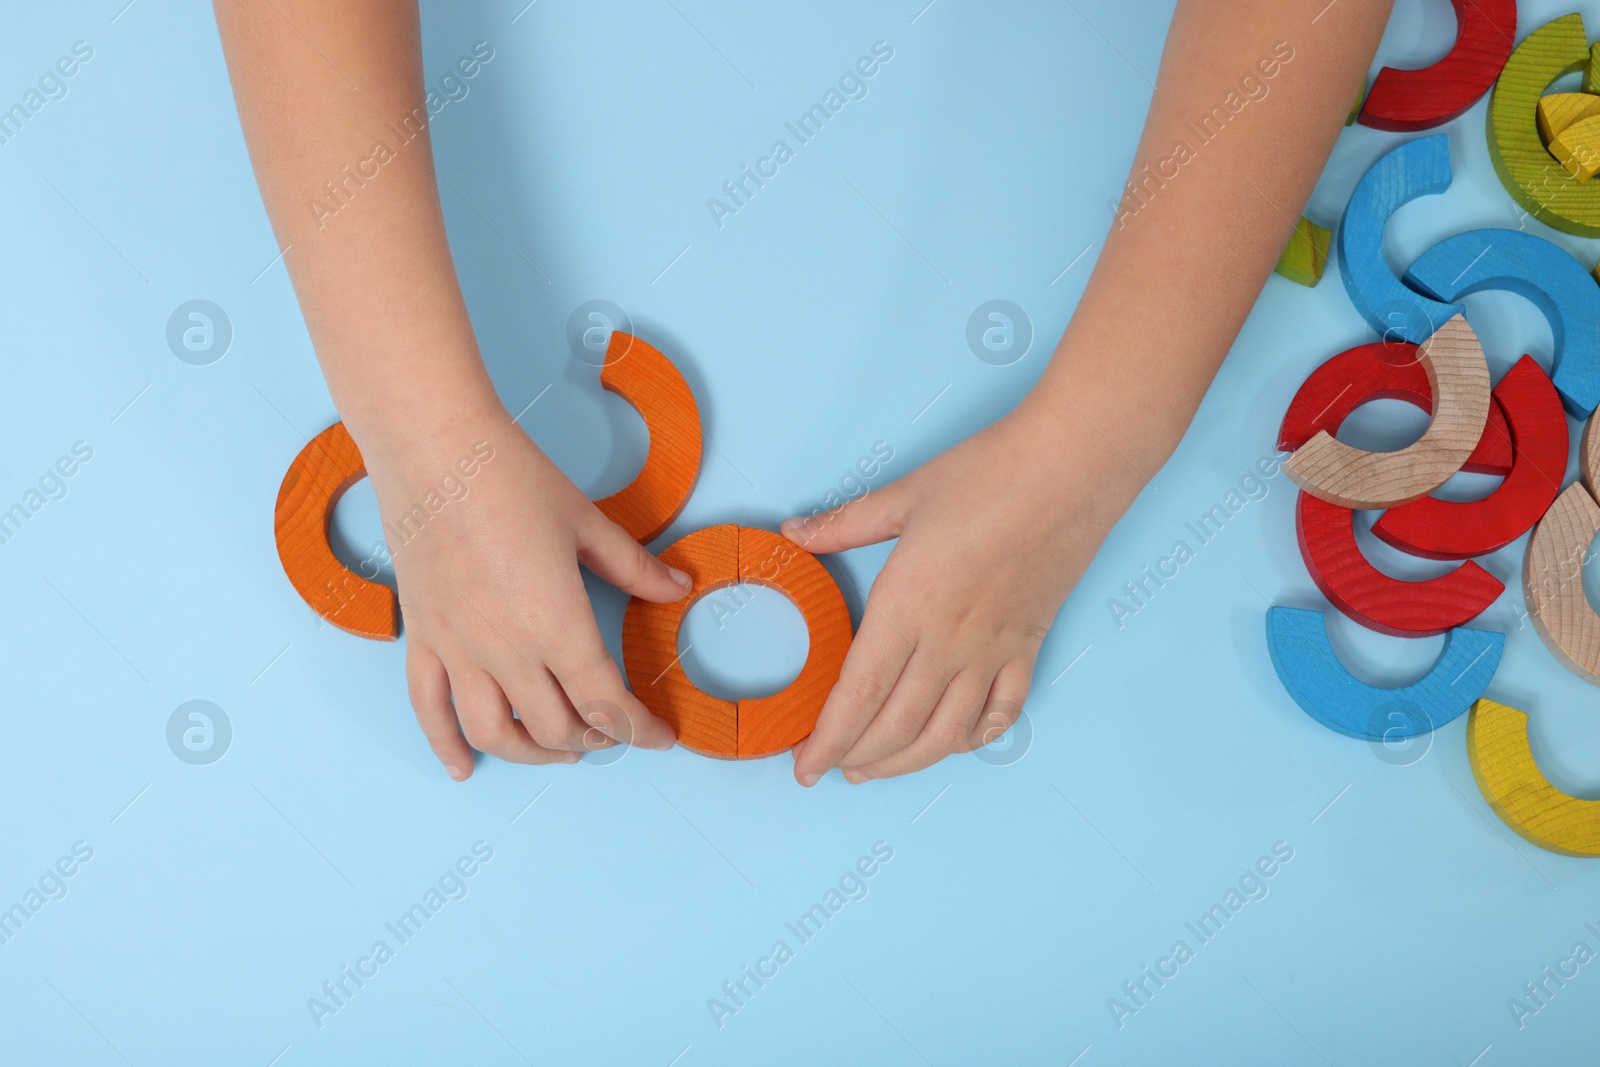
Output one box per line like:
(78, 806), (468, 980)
(782, 392), (1147, 784)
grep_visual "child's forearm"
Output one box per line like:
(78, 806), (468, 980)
(212, 0), (500, 458)
(1028, 0), (1393, 485)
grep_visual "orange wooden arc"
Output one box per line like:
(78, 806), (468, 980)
(622, 524), (854, 759)
(274, 331), (703, 638)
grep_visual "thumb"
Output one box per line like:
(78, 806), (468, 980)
(780, 480), (910, 554)
(578, 514), (694, 603)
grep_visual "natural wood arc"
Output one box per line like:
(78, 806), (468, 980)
(1523, 481), (1600, 686)
(1357, 0), (1516, 132)
(622, 524), (855, 760)
(273, 422), (398, 640)
(593, 331), (702, 543)
(1277, 339), (1512, 476)
(1581, 406), (1600, 498)
(1468, 698), (1600, 856)
(1284, 315), (1491, 508)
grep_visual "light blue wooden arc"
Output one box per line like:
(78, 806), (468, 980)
(1336, 134), (1464, 344)
(1264, 606), (1504, 741)
(1404, 228), (1600, 418)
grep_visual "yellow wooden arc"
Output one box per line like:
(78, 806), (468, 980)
(1467, 698), (1600, 856)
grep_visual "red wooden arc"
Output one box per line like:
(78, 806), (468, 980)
(1296, 490), (1505, 637)
(1357, 0), (1518, 132)
(1372, 356), (1568, 560)
(1278, 339), (1512, 475)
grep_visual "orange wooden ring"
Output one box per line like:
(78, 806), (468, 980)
(622, 524), (854, 759)
(274, 331), (702, 638)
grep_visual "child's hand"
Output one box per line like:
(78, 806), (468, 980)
(783, 396), (1144, 784)
(362, 402), (690, 780)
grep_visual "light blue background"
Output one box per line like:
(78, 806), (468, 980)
(1, 0), (1598, 1063)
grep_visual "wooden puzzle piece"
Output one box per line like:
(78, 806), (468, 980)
(1581, 403), (1600, 498)
(1273, 217), (1331, 287)
(274, 422), (399, 641)
(1488, 13), (1600, 237)
(1277, 340), (1512, 476)
(1468, 698), (1600, 856)
(593, 331), (703, 543)
(1336, 134), (1464, 343)
(1357, 0), (1516, 132)
(1371, 356), (1568, 560)
(1284, 315), (1491, 508)
(1522, 481), (1600, 686)
(622, 524), (854, 759)
(1346, 77), (1368, 127)
(1264, 606), (1503, 740)
(1549, 113), (1600, 181)
(1404, 228), (1600, 417)
(1297, 491), (1504, 636)
(1535, 91), (1600, 146)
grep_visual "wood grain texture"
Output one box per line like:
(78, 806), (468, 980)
(1487, 13), (1600, 237)
(1265, 606), (1503, 741)
(1297, 491), (1504, 636)
(1522, 481), (1600, 686)
(1277, 340), (1512, 476)
(1549, 113), (1600, 181)
(1336, 134), (1463, 344)
(1372, 356), (1567, 559)
(1284, 315), (1491, 508)
(621, 524), (855, 760)
(1536, 91), (1600, 145)
(593, 331), (702, 544)
(1357, 0), (1516, 132)
(1404, 228), (1600, 417)
(273, 422), (398, 641)
(1581, 403), (1600, 498)
(1272, 216), (1331, 287)
(1468, 698), (1600, 856)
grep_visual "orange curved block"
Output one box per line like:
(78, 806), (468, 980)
(594, 331), (703, 544)
(273, 422), (399, 640)
(622, 524), (854, 759)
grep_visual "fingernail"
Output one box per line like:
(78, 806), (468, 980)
(648, 736), (676, 751)
(844, 769), (867, 784)
(562, 753), (581, 764)
(798, 771), (821, 788)
(668, 566), (693, 588)
(446, 764), (466, 781)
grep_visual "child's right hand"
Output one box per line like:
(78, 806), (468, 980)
(360, 399), (690, 780)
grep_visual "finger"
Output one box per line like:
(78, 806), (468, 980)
(780, 477), (912, 554)
(846, 666), (998, 783)
(966, 658), (1034, 752)
(550, 621), (677, 751)
(577, 512), (693, 603)
(449, 663), (577, 766)
(498, 665), (616, 753)
(407, 643), (475, 781)
(792, 615), (915, 786)
(836, 652), (953, 768)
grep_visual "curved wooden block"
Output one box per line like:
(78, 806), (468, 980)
(1537, 92), (1600, 147)
(1523, 481), (1600, 686)
(1297, 491), (1504, 636)
(1357, 0), (1516, 132)
(1468, 698), (1600, 856)
(621, 524), (854, 760)
(1336, 134), (1464, 344)
(1265, 606), (1503, 740)
(1284, 315), (1491, 508)
(1372, 356), (1568, 559)
(1404, 228), (1600, 417)
(1581, 404), (1600, 499)
(274, 422), (399, 641)
(593, 331), (703, 543)
(1272, 216), (1331, 287)
(1549, 113), (1600, 182)
(1487, 13), (1600, 237)
(1277, 340), (1512, 476)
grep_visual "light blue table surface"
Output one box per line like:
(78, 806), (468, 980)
(2, 0), (1598, 1063)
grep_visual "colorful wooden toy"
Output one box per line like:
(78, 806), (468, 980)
(621, 524), (853, 759)
(1549, 113), (1600, 181)
(1487, 13), (1600, 237)
(1264, 606), (1503, 740)
(1284, 315), (1491, 508)
(1296, 490), (1505, 636)
(1346, 78), (1369, 127)
(275, 422), (400, 640)
(1522, 481), (1600, 686)
(1535, 91), (1600, 146)
(1371, 356), (1568, 560)
(1404, 228), (1600, 418)
(1273, 217), (1332, 287)
(1336, 135), (1464, 344)
(1277, 340), (1513, 476)
(1468, 698), (1600, 856)
(1356, 0), (1516, 132)
(593, 331), (703, 544)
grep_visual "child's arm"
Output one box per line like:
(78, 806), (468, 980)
(787, 0), (1395, 784)
(213, 0), (686, 778)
